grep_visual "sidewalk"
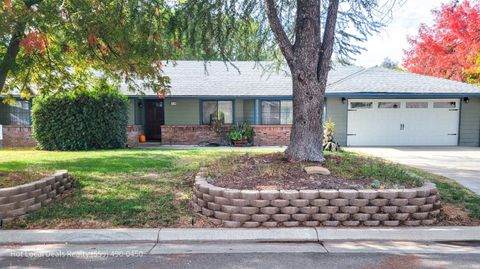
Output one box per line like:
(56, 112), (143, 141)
(1, 227), (479, 261)
(1, 227), (479, 245)
(134, 144), (287, 150)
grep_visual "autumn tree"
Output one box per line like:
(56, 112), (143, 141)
(0, 0), (186, 101)
(174, 0), (402, 161)
(403, 0), (480, 85)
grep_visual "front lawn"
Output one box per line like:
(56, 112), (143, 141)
(0, 148), (277, 228)
(0, 148), (478, 228)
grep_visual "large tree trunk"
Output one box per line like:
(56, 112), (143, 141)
(286, 70), (325, 161)
(284, 0), (325, 162)
(265, 0), (338, 162)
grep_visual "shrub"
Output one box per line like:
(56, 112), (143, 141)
(32, 84), (128, 150)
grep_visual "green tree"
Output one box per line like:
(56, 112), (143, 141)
(0, 0), (180, 101)
(1, 0), (402, 161)
(0, 0), (275, 101)
(175, 0), (402, 161)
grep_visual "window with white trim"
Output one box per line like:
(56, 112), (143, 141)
(261, 100), (292, 124)
(433, 101), (456, 109)
(202, 100), (233, 124)
(378, 102), (401, 109)
(0, 100), (31, 125)
(406, 102), (428, 109)
(350, 102), (372, 109)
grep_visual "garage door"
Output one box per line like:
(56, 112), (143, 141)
(347, 99), (460, 146)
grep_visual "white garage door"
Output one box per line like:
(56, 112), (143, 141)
(347, 99), (460, 146)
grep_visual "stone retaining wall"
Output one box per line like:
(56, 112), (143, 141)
(192, 168), (441, 228)
(0, 170), (75, 221)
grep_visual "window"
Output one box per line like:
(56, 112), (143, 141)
(0, 101), (31, 125)
(433, 101), (456, 108)
(406, 102), (428, 109)
(350, 102), (372, 109)
(378, 102), (401, 109)
(202, 100), (233, 124)
(261, 100), (292, 124)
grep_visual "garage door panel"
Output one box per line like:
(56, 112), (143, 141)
(347, 99), (459, 146)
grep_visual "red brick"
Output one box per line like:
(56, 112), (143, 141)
(161, 125), (292, 146)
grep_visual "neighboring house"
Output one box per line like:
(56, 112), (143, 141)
(1, 60), (480, 147)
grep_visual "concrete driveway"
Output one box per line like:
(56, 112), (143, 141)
(347, 147), (480, 195)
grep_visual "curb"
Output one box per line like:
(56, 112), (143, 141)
(0, 226), (479, 245)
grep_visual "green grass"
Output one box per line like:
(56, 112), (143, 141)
(324, 151), (424, 188)
(345, 151), (480, 220)
(0, 148), (276, 228)
(406, 167), (480, 219)
(0, 148), (478, 228)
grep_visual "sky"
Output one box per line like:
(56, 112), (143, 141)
(354, 0), (451, 68)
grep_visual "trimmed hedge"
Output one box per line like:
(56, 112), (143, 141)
(32, 85), (129, 150)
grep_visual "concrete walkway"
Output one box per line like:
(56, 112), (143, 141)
(2, 228), (479, 268)
(1, 227), (479, 245)
(347, 147), (480, 195)
(134, 144), (287, 150)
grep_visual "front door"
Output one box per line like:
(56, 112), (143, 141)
(145, 100), (164, 141)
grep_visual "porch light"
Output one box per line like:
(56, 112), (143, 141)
(463, 97), (470, 104)
(138, 101), (143, 108)
(341, 97), (347, 104)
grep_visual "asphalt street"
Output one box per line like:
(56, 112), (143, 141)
(1, 252), (480, 269)
(1, 241), (479, 269)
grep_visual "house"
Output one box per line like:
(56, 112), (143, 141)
(1, 60), (480, 147)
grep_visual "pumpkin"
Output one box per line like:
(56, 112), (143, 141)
(139, 134), (146, 143)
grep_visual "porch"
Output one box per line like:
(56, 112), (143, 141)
(128, 97), (294, 146)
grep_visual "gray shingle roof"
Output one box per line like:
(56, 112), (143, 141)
(327, 66), (480, 95)
(122, 61), (364, 97)
(119, 61), (480, 97)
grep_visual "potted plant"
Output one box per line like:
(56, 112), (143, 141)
(323, 118), (339, 151)
(241, 123), (256, 145)
(227, 123), (256, 147)
(228, 127), (247, 146)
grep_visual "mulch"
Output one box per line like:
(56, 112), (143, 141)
(0, 171), (50, 188)
(208, 153), (372, 190)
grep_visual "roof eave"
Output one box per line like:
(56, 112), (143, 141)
(325, 92), (480, 98)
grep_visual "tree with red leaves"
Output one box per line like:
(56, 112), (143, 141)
(403, 0), (480, 85)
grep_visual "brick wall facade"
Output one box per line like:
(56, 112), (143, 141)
(126, 125), (143, 147)
(161, 125), (292, 146)
(161, 125), (225, 145)
(1, 125), (143, 148)
(1, 125), (36, 148)
(253, 125), (291, 146)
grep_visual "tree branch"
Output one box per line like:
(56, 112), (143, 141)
(0, 25), (25, 94)
(0, 0), (44, 94)
(317, 0), (339, 82)
(264, 0), (294, 67)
